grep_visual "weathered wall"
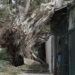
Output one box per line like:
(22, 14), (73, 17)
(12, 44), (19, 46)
(69, 7), (75, 75)
(50, 7), (69, 75)
(46, 35), (55, 73)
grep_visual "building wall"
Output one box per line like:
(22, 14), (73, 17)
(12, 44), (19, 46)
(69, 7), (75, 75)
(46, 35), (55, 73)
(50, 7), (69, 75)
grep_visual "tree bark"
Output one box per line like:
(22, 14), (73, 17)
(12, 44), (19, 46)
(11, 0), (64, 59)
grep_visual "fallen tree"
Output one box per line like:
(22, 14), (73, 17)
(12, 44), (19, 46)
(11, 0), (55, 59)
(1, 0), (72, 65)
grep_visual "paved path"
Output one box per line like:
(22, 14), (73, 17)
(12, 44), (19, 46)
(18, 73), (53, 75)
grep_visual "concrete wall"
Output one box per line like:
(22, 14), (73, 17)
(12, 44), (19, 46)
(69, 7), (75, 75)
(46, 35), (55, 73)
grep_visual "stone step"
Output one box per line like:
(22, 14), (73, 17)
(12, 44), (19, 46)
(18, 64), (49, 73)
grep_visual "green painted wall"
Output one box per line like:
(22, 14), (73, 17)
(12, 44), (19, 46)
(69, 7), (75, 75)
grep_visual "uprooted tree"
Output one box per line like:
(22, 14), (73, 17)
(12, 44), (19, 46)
(0, 0), (68, 66)
(8, 0), (55, 58)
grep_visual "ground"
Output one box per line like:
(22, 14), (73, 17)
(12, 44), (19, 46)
(0, 60), (49, 75)
(18, 73), (51, 75)
(0, 73), (50, 75)
(0, 44), (49, 75)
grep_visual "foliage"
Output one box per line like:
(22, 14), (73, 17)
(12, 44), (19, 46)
(0, 48), (8, 60)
